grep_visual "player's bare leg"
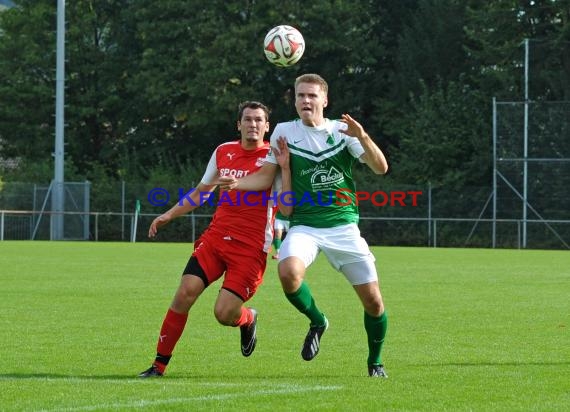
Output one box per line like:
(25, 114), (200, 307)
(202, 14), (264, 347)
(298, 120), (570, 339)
(214, 289), (258, 357)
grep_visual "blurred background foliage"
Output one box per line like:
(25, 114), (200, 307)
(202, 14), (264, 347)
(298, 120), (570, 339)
(0, 0), (569, 193)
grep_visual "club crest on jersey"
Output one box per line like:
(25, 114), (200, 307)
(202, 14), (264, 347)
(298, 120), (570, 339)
(310, 166), (344, 191)
(255, 157), (265, 167)
(226, 153), (235, 160)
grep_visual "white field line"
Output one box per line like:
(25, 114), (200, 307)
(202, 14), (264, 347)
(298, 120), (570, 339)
(40, 385), (344, 412)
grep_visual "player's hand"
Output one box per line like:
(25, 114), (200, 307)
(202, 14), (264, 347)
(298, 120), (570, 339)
(148, 213), (171, 238)
(218, 176), (239, 190)
(274, 136), (290, 170)
(339, 113), (367, 140)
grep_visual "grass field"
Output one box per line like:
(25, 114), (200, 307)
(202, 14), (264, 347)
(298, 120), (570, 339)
(0, 241), (568, 411)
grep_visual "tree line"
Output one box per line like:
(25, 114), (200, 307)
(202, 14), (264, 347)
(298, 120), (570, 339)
(1, 0), (569, 199)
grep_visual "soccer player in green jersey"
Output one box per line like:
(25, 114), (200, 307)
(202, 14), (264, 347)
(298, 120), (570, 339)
(220, 74), (389, 378)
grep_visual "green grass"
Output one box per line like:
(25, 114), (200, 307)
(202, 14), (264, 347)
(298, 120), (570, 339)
(0, 242), (568, 411)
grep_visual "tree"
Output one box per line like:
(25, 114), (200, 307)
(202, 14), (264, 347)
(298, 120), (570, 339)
(394, 79), (490, 188)
(65, 0), (141, 176)
(392, 0), (470, 100)
(1, 0), (567, 191)
(0, 1), (56, 161)
(465, 0), (570, 101)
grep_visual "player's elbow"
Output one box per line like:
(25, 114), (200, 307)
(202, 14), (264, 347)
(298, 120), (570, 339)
(375, 163), (389, 175)
(369, 162), (388, 175)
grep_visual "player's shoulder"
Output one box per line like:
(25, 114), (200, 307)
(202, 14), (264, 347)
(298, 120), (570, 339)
(327, 118), (346, 133)
(216, 140), (269, 154)
(272, 119), (304, 141)
(275, 119), (302, 130)
(216, 140), (241, 151)
(327, 119), (358, 145)
(254, 140), (271, 153)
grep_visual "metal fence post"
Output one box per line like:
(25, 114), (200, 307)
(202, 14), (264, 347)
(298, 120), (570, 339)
(433, 219), (437, 248)
(121, 180), (126, 241)
(427, 183), (432, 247)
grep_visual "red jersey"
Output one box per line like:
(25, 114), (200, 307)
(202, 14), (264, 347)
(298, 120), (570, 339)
(201, 140), (275, 252)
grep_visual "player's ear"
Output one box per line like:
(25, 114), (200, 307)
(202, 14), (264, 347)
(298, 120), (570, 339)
(323, 96), (328, 108)
(265, 122), (270, 132)
(237, 121), (242, 131)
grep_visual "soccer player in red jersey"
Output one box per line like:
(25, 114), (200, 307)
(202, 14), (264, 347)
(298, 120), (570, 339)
(139, 101), (280, 377)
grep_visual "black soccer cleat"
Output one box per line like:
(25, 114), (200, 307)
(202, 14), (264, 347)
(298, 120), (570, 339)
(368, 364), (388, 378)
(240, 308), (258, 357)
(301, 316), (329, 361)
(138, 365), (163, 378)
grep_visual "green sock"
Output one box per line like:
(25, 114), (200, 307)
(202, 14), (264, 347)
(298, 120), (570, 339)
(285, 282), (326, 326)
(364, 311), (388, 365)
(272, 238), (282, 251)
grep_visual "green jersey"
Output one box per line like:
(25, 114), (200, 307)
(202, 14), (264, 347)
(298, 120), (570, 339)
(267, 119), (365, 228)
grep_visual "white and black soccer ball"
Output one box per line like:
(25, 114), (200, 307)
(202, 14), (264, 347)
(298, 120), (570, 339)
(263, 25), (305, 67)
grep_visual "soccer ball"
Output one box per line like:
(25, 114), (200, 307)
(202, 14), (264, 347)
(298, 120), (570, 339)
(263, 25), (305, 67)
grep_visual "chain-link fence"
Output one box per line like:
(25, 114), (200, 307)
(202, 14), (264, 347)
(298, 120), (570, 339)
(493, 100), (570, 249)
(486, 39), (570, 248)
(0, 181), (90, 240)
(2, 180), (568, 248)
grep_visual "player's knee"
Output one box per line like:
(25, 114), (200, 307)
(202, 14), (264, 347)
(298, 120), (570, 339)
(173, 285), (199, 309)
(278, 257), (304, 277)
(364, 297), (384, 317)
(278, 264), (304, 293)
(213, 305), (237, 326)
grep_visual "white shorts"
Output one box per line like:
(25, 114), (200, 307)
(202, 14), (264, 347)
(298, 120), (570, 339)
(274, 218), (290, 231)
(279, 223), (378, 285)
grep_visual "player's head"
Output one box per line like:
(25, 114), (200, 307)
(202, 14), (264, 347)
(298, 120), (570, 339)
(295, 74), (328, 95)
(237, 101), (270, 123)
(237, 101), (270, 148)
(294, 74), (328, 127)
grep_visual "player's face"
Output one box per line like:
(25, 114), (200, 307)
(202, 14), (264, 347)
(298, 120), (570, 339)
(295, 82), (328, 127)
(237, 108), (269, 148)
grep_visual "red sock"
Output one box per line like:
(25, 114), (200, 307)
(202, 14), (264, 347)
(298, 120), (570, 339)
(233, 307), (253, 327)
(154, 308), (188, 371)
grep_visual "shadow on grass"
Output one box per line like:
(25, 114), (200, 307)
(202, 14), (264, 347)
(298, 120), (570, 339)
(0, 373), (176, 380)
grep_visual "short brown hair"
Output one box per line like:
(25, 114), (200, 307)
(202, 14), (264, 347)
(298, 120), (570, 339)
(295, 74), (328, 95)
(237, 101), (270, 121)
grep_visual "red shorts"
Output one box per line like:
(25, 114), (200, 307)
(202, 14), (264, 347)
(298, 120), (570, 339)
(191, 231), (267, 302)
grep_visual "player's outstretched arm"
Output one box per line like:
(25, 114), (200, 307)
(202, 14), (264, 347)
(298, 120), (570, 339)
(218, 162), (278, 191)
(148, 182), (216, 238)
(339, 113), (388, 175)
